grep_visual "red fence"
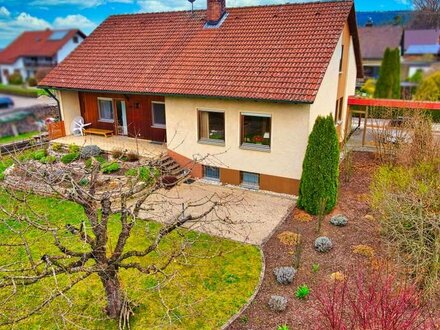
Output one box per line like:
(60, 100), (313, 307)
(348, 96), (440, 110)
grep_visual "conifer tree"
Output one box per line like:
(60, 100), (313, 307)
(374, 48), (401, 99)
(297, 115), (340, 215)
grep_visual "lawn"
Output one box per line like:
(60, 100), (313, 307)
(0, 84), (39, 98)
(0, 131), (39, 145)
(0, 190), (262, 329)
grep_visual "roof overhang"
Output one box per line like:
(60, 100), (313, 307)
(347, 4), (364, 79)
(37, 86), (313, 105)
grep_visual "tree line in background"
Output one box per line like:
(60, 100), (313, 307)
(409, 0), (440, 29)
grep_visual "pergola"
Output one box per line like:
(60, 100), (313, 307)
(346, 96), (440, 146)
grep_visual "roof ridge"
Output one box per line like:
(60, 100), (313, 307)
(109, 0), (353, 18)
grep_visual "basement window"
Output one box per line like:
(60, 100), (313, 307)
(241, 172), (260, 189)
(204, 166), (220, 181)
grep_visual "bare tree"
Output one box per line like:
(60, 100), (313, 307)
(0, 155), (235, 328)
(410, 0), (440, 29)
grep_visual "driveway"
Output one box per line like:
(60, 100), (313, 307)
(0, 93), (56, 109)
(137, 182), (296, 245)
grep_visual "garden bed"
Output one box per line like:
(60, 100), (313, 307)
(229, 151), (438, 329)
(0, 190), (262, 329)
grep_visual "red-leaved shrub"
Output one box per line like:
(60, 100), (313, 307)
(313, 271), (435, 330)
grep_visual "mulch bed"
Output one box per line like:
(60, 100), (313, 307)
(229, 152), (386, 329)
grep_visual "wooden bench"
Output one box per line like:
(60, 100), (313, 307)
(83, 128), (114, 138)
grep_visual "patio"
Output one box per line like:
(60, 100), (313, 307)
(53, 135), (167, 159)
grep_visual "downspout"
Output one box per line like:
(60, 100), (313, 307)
(44, 88), (63, 121)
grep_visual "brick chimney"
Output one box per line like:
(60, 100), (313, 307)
(207, 0), (226, 25)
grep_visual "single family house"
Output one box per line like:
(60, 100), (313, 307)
(0, 29), (86, 84)
(358, 25), (403, 79)
(403, 29), (440, 77)
(39, 0), (362, 195)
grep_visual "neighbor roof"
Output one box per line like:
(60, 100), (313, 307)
(0, 29), (86, 65)
(405, 44), (440, 55)
(404, 29), (440, 51)
(358, 25), (403, 60)
(40, 1), (362, 103)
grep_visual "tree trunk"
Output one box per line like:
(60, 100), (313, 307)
(99, 268), (123, 319)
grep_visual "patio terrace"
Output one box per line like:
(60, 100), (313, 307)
(53, 135), (167, 159)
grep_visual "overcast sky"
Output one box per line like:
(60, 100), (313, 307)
(0, 0), (412, 48)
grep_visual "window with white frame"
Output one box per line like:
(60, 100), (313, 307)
(198, 110), (225, 143)
(241, 113), (271, 149)
(98, 98), (114, 122)
(152, 102), (166, 128)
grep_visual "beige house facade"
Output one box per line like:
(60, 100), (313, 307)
(41, 1), (362, 196)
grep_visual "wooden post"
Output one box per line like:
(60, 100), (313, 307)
(362, 106), (369, 147)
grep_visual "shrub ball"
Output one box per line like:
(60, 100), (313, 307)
(315, 237), (333, 253)
(330, 214), (348, 227)
(273, 267), (297, 285)
(268, 295), (288, 312)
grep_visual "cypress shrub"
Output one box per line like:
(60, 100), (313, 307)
(374, 48), (401, 99)
(391, 48), (401, 99)
(374, 48), (391, 99)
(297, 115), (340, 215)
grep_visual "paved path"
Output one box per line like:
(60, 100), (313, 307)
(137, 182), (295, 245)
(0, 93), (56, 109)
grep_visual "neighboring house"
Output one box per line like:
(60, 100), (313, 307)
(403, 29), (440, 78)
(40, 0), (362, 195)
(358, 25), (403, 79)
(0, 29), (86, 84)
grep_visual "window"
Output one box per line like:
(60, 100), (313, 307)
(49, 31), (69, 41)
(339, 44), (344, 72)
(152, 102), (166, 128)
(334, 97), (344, 123)
(98, 98), (114, 122)
(241, 113), (271, 149)
(198, 110), (225, 143)
(73, 36), (79, 44)
(241, 172), (259, 189)
(204, 166), (220, 181)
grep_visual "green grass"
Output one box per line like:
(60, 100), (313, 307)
(0, 131), (39, 145)
(0, 84), (38, 98)
(0, 190), (262, 329)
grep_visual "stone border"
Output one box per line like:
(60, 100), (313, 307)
(220, 247), (266, 330)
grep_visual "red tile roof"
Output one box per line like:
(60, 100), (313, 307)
(40, 1), (362, 103)
(358, 26), (403, 60)
(0, 29), (85, 64)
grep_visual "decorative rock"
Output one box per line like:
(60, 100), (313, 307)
(273, 267), (297, 285)
(330, 214), (348, 227)
(80, 145), (102, 159)
(268, 295), (288, 312)
(314, 237), (333, 253)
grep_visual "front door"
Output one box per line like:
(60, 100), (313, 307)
(115, 100), (128, 136)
